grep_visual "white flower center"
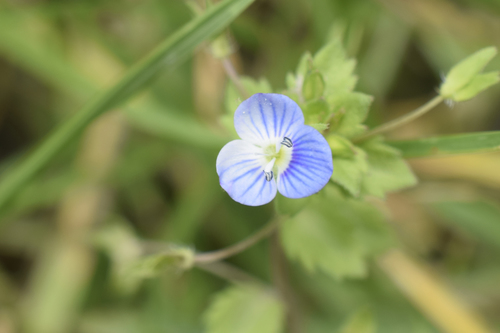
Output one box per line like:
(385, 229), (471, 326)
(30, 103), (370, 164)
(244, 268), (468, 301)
(261, 137), (293, 181)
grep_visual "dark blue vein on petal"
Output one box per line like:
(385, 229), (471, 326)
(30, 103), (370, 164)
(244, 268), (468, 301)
(287, 164), (317, 183)
(255, 175), (269, 201)
(249, 115), (265, 140)
(294, 139), (324, 147)
(283, 111), (297, 137)
(291, 160), (331, 174)
(229, 166), (261, 183)
(292, 152), (331, 164)
(278, 102), (287, 138)
(292, 148), (330, 155)
(291, 131), (309, 143)
(282, 166), (310, 187)
(280, 169), (300, 194)
(239, 171), (263, 198)
(218, 159), (259, 177)
(272, 102), (277, 138)
(259, 101), (269, 139)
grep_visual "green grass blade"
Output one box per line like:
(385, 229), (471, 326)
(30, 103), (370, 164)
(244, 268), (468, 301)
(124, 100), (227, 150)
(388, 131), (500, 158)
(0, 0), (254, 215)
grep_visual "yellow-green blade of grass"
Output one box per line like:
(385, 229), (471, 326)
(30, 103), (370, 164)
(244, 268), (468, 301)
(0, 0), (254, 216)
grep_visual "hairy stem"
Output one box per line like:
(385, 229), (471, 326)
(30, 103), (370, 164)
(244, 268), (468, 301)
(353, 95), (444, 142)
(194, 216), (282, 263)
(196, 261), (264, 285)
(222, 57), (249, 99)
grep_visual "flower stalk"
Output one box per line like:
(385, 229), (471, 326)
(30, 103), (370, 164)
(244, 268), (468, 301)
(353, 95), (444, 142)
(194, 216), (283, 263)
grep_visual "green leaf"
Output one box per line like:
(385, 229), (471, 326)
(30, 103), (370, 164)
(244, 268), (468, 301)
(313, 39), (357, 98)
(340, 308), (376, 333)
(432, 201), (500, 251)
(285, 51), (313, 93)
(204, 284), (285, 333)
(309, 123), (329, 132)
(452, 71), (500, 101)
(280, 186), (394, 280)
(331, 92), (373, 138)
(303, 99), (330, 124)
(93, 220), (195, 292)
(302, 71), (325, 101)
(328, 134), (356, 158)
(296, 51), (313, 79)
(0, 0), (255, 215)
(360, 139), (417, 198)
(440, 46), (497, 98)
(275, 193), (310, 217)
(388, 131), (500, 158)
(330, 147), (368, 197)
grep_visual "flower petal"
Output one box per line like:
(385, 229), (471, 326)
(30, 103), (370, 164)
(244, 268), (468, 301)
(216, 140), (277, 206)
(234, 93), (304, 145)
(277, 125), (333, 198)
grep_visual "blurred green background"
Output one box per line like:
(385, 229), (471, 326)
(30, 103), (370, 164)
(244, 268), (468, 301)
(0, 0), (500, 332)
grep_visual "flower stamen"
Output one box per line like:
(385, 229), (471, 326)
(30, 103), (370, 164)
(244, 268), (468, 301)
(263, 157), (276, 181)
(281, 137), (293, 148)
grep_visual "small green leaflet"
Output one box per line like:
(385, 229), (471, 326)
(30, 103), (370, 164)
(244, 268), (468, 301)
(284, 38), (372, 140)
(204, 284), (285, 333)
(440, 47), (497, 99)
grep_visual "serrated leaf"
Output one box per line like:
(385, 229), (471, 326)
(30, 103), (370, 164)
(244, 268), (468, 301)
(452, 71), (499, 101)
(331, 92), (372, 138)
(340, 308), (376, 333)
(440, 46), (497, 98)
(309, 123), (329, 132)
(330, 147), (368, 197)
(302, 71), (325, 101)
(360, 140), (417, 198)
(328, 134), (356, 158)
(313, 39), (357, 98)
(303, 99), (330, 124)
(280, 186), (394, 280)
(204, 284), (285, 333)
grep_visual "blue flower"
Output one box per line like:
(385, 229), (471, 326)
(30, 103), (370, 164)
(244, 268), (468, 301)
(217, 93), (333, 206)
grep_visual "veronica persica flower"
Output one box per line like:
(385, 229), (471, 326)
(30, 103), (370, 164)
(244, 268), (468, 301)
(216, 93), (333, 206)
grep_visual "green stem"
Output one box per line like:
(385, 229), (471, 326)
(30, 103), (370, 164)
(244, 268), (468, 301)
(222, 57), (250, 99)
(353, 95), (444, 142)
(194, 216), (282, 263)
